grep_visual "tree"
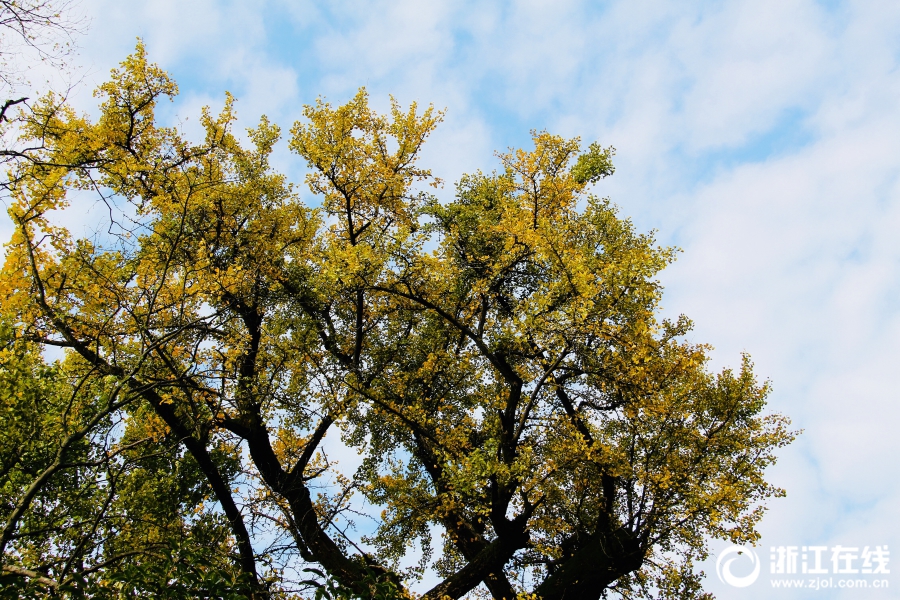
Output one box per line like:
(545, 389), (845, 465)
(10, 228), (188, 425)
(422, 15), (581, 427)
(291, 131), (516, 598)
(0, 318), (257, 599)
(1, 0), (84, 203)
(0, 46), (794, 599)
(0, 0), (81, 89)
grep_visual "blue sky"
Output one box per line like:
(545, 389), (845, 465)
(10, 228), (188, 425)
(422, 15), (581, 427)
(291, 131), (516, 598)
(10, 1), (900, 597)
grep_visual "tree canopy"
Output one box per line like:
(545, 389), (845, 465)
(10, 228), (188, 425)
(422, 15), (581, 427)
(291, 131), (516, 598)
(0, 46), (794, 599)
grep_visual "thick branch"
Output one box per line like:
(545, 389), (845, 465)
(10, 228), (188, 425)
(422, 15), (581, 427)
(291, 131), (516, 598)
(533, 527), (644, 600)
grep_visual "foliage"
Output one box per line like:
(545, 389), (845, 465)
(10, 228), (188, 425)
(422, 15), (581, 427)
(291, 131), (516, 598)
(0, 318), (255, 598)
(0, 45), (795, 600)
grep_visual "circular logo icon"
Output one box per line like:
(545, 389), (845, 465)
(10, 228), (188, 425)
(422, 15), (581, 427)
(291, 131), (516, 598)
(716, 545), (761, 588)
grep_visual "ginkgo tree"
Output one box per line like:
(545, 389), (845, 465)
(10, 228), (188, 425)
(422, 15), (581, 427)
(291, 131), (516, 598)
(0, 46), (794, 600)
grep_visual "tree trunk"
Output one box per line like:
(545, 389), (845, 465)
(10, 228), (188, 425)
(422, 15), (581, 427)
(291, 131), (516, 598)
(534, 527), (644, 600)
